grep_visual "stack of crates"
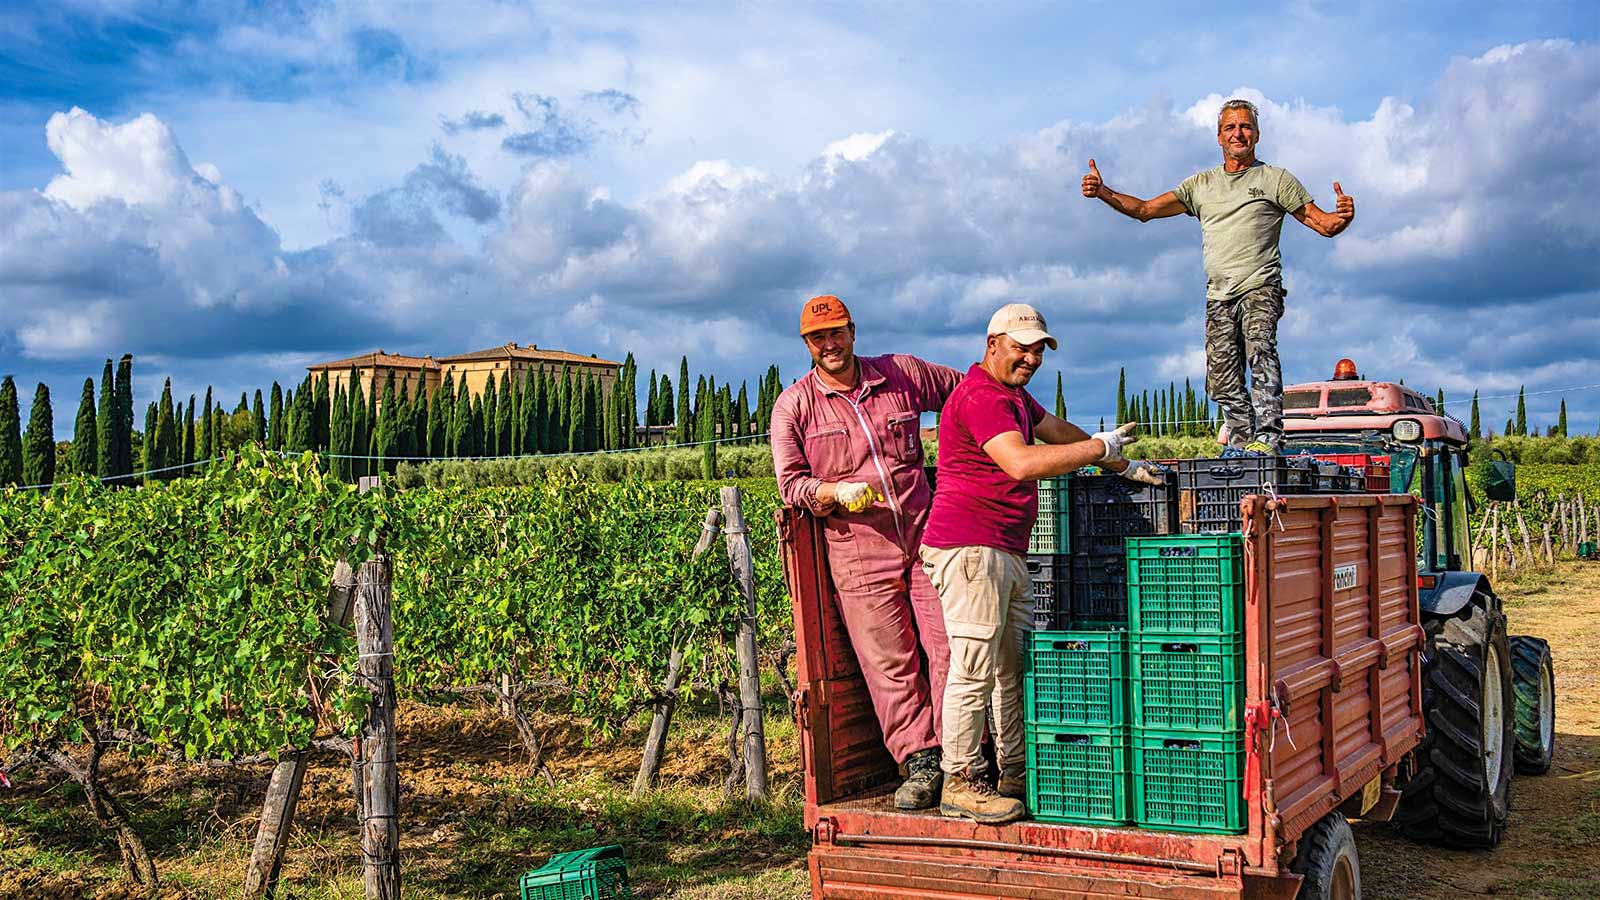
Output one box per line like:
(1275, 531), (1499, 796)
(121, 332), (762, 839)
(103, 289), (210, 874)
(1068, 473), (1177, 623)
(1307, 453), (1393, 493)
(1174, 457), (1315, 534)
(1124, 534), (1247, 834)
(1029, 475), (1073, 629)
(1024, 626), (1132, 825)
(519, 845), (632, 900)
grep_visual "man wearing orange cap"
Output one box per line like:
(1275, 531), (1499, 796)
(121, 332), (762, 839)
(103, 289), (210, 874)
(771, 294), (963, 810)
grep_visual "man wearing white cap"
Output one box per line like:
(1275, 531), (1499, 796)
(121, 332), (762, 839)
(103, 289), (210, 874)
(919, 303), (1161, 824)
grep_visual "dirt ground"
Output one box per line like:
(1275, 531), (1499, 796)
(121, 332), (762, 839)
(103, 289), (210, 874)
(1354, 562), (1600, 899)
(3, 562), (1599, 899)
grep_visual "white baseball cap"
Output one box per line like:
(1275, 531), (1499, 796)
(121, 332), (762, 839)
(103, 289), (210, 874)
(986, 303), (1057, 350)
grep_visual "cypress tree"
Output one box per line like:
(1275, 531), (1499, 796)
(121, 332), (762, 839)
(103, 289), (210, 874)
(364, 376), (377, 464)
(510, 369), (523, 454)
(521, 370), (539, 454)
(269, 381), (285, 450)
(737, 382), (751, 444)
(350, 374), (368, 477)
(566, 375), (582, 453)
(1558, 399), (1568, 437)
(140, 402), (157, 483)
(591, 374), (604, 450)
(330, 384), (350, 480)
(288, 379), (314, 453)
(658, 374), (673, 436)
(211, 401), (224, 458)
(155, 379), (177, 478)
(1116, 368), (1127, 425)
(1516, 387), (1527, 436)
(431, 373), (452, 457)
(700, 390), (716, 479)
(1054, 373), (1066, 420)
(199, 387), (214, 462)
(449, 376), (469, 456)
(472, 391), (488, 457)
(621, 353), (638, 449)
(482, 372), (499, 455)
(20, 383), (53, 487)
(1434, 389), (1445, 415)
(96, 359), (114, 478)
(645, 368), (658, 427)
(498, 368), (513, 454)
(73, 378), (97, 477)
(1470, 391), (1481, 439)
(182, 395), (195, 468)
(676, 357), (691, 443)
(114, 354), (134, 481)
(313, 372), (331, 451)
(252, 389), (266, 444)
(378, 371), (398, 472)
(140, 403), (156, 480)
(401, 380), (419, 461)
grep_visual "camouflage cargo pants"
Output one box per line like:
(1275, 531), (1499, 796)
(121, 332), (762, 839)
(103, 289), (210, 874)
(1205, 284), (1285, 449)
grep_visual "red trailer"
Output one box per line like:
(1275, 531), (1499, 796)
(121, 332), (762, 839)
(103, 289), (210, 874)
(779, 492), (1426, 900)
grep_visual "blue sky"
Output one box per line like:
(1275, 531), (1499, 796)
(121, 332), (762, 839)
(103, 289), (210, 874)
(3, 0), (1599, 440)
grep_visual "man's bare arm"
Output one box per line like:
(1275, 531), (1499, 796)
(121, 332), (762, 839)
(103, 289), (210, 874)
(1292, 181), (1355, 237)
(982, 430), (1108, 482)
(1081, 159), (1187, 222)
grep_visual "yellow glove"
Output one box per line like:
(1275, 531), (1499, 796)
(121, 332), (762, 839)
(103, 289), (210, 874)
(836, 481), (885, 513)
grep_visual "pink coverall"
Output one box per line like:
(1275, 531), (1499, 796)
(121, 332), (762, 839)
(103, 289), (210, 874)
(771, 354), (962, 763)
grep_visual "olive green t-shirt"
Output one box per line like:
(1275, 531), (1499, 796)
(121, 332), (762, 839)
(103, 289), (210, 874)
(1173, 162), (1313, 301)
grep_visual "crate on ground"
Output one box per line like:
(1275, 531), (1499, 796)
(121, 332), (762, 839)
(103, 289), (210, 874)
(520, 845), (631, 900)
(1070, 473), (1177, 558)
(1069, 553), (1128, 623)
(1027, 725), (1133, 826)
(1025, 628), (1128, 728)
(1132, 729), (1246, 833)
(1028, 475), (1072, 554)
(1126, 535), (1244, 635)
(1175, 457), (1314, 533)
(1130, 634), (1245, 732)
(1028, 554), (1071, 631)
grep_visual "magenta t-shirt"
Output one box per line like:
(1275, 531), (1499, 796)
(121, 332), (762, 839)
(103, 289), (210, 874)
(922, 364), (1047, 554)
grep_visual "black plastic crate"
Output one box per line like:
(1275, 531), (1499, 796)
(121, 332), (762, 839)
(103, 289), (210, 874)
(1175, 458), (1315, 534)
(1314, 465), (1364, 493)
(1070, 553), (1128, 623)
(1029, 554), (1071, 630)
(1070, 474), (1177, 557)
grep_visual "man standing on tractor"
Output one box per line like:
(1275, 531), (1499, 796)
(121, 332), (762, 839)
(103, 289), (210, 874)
(919, 303), (1161, 824)
(1081, 98), (1355, 453)
(770, 294), (963, 811)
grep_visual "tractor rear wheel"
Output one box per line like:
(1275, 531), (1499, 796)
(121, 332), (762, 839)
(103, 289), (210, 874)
(1290, 811), (1361, 900)
(1510, 635), (1555, 775)
(1396, 598), (1514, 848)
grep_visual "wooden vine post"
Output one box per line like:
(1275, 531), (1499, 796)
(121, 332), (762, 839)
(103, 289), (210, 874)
(355, 547), (399, 900)
(720, 485), (769, 802)
(634, 505), (723, 796)
(243, 559), (358, 899)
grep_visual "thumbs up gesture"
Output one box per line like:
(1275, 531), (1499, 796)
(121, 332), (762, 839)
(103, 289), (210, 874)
(1081, 159), (1105, 199)
(1333, 181), (1354, 222)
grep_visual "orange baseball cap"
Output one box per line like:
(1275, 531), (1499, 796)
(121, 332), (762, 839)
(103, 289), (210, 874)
(800, 295), (852, 336)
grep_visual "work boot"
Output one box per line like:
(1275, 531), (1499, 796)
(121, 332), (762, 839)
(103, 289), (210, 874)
(940, 767), (1026, 824)
(894, 748), (943, 810)
(997, 763), (1027, 800)
(1243, 441), (1276, 455)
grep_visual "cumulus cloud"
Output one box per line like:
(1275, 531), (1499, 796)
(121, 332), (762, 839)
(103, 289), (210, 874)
(439, 110), (507, 134)
(5, 41), (1600, 436)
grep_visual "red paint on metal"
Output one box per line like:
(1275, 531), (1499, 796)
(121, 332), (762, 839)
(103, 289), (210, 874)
(779, 494), (1424, 899)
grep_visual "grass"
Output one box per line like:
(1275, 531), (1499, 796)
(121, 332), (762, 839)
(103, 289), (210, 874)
(0, 697), (812, 899)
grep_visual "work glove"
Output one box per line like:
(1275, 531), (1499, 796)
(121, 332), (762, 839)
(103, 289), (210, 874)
(835, 481), (885, 513)
(1121, 460), (1167, 486)
(1091, 422), (1139, 463)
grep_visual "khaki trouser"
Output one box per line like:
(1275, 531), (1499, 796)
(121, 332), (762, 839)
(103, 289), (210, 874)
(919, 544), (1035, 777)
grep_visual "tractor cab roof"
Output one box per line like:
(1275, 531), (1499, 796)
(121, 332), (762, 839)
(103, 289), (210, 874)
(1282, 377), (1470, 444)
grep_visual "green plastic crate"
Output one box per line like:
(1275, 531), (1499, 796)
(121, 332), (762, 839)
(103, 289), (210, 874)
(1028, 475), (1072, 554)
(1126, 534), (1245, 635)
(1130, 635), (1245, 731)
(1025, 628), (1128, 728)
(1027, 725), (1132, 825)
(520, 845), (632, 900)
(1132, 729), (1246, 833)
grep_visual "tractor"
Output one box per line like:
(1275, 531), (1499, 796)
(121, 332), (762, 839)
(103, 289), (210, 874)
(1279, 358), (1556, 850)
